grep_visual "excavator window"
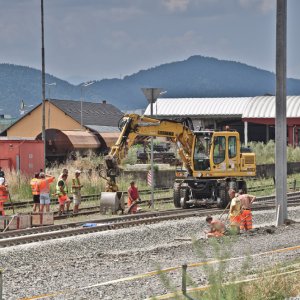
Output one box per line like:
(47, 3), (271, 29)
(193, 134), (210, 170)
(213, 136), (226, 164)
(228, 136), (237, 158)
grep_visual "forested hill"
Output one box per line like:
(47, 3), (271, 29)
(2, 55), (300, 117)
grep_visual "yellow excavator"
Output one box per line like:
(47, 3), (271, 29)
(103, 114), (256, 209)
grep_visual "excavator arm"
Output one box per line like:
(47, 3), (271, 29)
(104, 114), (195, 183)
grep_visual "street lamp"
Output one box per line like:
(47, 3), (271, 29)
(142, 88), (163, 210)
(80, 81), (95, 129)
(46, 82), (56, 128)
(46, 82), (56, 99)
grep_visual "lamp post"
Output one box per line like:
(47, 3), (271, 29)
(46, 82), (56, 129)
(80, 81), (95, 129)
(41, 0), (46, 169)
(142, 88), (163, 210)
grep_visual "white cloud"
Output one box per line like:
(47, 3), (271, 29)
(162, 0), (190, 12)
(238, 0), (275, 14)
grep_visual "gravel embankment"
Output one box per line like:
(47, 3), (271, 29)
(0, 206), (300, 300)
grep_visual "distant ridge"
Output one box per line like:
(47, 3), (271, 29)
(1, 55), (300, 117)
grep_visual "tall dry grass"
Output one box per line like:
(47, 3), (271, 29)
(5, 152), (148, 202)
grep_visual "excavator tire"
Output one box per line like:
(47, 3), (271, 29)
(217, 182), (230, 208)
(180, 188), (191, 209)
(173, 182), (181, 208)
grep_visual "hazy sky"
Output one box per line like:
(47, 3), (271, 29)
(1, 0), (299, 83)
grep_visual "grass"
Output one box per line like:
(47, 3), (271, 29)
(153, 238), (300, 300)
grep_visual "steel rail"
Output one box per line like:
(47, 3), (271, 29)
(0, 192), (299, 247)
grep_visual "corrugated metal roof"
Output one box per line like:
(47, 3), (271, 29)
(243, 96), (300, 118)
(62, 130), (100, 149)
(85, 125), (120, 133)
(144, 97), (251, 117)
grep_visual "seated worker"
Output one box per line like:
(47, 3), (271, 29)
(205, 215), (226, 238)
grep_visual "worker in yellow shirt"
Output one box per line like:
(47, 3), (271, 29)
(228, 188), (241, 233)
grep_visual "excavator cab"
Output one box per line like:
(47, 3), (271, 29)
(192, 131), (213, 171)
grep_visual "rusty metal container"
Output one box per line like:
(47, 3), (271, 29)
(31, 212), (54, 226)
(0, 214), (31, 230)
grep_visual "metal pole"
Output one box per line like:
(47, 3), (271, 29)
(150, 89), (154, 210)
(41, 0), (46, 169)
(181, 264), (187, 295)
(275, 0), (287, 226)
(0, 269), (2, 300)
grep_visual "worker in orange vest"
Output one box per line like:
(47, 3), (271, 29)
(30, 172), (40, 212)
(39, 172), (55, 213)
(127, 181), (140, 214)
(0, 177), (9, 216)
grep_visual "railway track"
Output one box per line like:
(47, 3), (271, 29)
(0, 192), (299, 247)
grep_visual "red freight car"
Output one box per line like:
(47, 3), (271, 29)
(0, 139), (44, 175)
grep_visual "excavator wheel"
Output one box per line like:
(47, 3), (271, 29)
(173, 182), (181, 208)
(217, 182), (230, 208)
(180, 188), (191, 209)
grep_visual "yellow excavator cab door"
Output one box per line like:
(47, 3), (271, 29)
(210, 132), (240, 175)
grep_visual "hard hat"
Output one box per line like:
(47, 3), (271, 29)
(0, 177), (4, 185)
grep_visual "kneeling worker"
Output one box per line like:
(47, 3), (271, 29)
(205, 215), (226, 238)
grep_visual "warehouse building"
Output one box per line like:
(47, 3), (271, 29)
(145, 96), (300, 147)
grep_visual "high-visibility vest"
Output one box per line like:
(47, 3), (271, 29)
(0, 185), (9, 202)
(71, 177), (81, 194)
(56, 179), (68, 196)
(30, 178), (40, 195)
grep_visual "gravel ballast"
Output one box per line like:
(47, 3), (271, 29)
(0, 206), (300, 300)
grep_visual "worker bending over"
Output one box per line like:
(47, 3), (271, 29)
(228, 188), (241, 233)
(127, 181), (140, 214)
(205, 215), (225, 238)
(238, 192), (256, 231)
(0, 177), (8, 216)
(56, 173), (71, 215)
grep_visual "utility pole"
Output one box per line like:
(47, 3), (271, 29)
(41, 0), (46, 169)
(275, 0), (287, 226)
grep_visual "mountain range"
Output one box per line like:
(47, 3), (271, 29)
(1, 55), (300, 117)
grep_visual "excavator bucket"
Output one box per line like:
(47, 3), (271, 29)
(104, 155), (120, 178)
(100, 192), (125, 214)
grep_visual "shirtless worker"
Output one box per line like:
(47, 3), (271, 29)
(205, 215), (226, 238)
(238, 192), (256, 231)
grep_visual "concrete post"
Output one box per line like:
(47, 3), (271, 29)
(0, 269), (2, 300)
(244, 121), (248, 146)
(181, 264), (187, 295)
(275, 0), (288, 226)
